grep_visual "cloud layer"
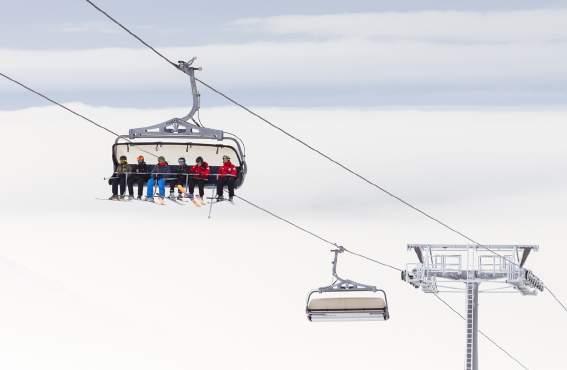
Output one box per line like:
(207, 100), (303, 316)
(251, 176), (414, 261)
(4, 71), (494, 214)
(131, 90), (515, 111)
(2, 9), (566, 107)
(0, 105), (566, 370)
(235, 10), (567, 43)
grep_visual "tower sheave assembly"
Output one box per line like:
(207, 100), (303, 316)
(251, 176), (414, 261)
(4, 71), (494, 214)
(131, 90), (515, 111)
(402, 244), (543, 370)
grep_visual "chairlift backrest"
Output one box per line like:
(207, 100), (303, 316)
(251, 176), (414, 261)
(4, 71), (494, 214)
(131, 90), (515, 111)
(113, 142), (242, 166)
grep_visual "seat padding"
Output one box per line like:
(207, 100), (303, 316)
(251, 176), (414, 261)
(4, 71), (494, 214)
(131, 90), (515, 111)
(308, 297), (386, 311)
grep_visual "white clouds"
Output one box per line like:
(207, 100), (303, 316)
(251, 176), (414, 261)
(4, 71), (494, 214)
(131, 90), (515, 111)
(235, 9), (567, 43)
(1, 9), (566, 105)
(1, 38), (565, 94)
(0, 105), (566, 370)
(1, 105), (566, 213)
(59, 22), (121, 34)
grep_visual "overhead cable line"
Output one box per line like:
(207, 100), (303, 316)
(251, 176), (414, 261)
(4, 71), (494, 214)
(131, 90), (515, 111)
(546, 286), (567, 313)
(84, 0), (178, 70)
(83, 0), (567, 315)
(0, 71), (531, 368)
(0, 72), (120, 137)
(0, 72), (164, 161)
(234, 194), (402, 272)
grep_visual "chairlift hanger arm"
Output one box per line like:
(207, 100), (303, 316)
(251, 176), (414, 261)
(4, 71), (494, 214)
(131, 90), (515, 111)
(127, 58), (222, 140)
(177, 58), (202, 123)
(319, 247), (379, 293)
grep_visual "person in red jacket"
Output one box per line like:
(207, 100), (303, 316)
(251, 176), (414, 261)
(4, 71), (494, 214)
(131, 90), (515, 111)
(188, 156), (210, 199)
(216, 155), (237, 201)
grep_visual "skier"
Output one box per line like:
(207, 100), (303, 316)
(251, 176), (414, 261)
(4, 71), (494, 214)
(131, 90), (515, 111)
(216, 155), (237, 201)
(146, 156), (170, 202)
(128, 155), (150, 200)
(109, 155), (129, 200)
(169, 157), (189, 199)
(188, 156), (210, 200)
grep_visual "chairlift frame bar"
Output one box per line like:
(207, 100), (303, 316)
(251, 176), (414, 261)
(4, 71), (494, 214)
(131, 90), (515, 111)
(122, 58), (246, 160)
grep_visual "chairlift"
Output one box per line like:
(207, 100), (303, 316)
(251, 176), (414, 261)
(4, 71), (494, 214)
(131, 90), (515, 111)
(306, 247), (390, 322)
(112, 58), (247, 188)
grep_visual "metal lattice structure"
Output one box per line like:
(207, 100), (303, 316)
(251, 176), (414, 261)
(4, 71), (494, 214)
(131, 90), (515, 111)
(402, 244), (544, 370)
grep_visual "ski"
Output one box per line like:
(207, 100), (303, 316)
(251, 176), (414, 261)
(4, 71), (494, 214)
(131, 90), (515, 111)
(196, 196), (207, 206)
(206, 197), (234, 205)
(191, 197), (202, 207)
(96, 197), (131, 202)
(147, 197), (166, 205)
(167, 197), (185, 206)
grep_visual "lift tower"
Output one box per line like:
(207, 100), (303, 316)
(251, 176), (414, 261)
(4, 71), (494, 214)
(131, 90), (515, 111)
(402, 244), (544, 370)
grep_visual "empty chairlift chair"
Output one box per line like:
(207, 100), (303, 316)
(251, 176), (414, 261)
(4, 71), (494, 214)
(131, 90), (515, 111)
(111, 58), (247, 188)
(306, 247), (389, 322)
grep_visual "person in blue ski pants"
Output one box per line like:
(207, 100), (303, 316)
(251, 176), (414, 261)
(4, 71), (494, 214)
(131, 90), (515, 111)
(146, 156), (170, 201)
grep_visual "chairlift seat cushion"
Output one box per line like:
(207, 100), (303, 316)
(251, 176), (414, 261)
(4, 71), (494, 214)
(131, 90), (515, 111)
(308, 297), (386, 311)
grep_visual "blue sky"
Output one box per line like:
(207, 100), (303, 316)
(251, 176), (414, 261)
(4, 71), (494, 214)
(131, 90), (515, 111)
(1, 0), (566, 108)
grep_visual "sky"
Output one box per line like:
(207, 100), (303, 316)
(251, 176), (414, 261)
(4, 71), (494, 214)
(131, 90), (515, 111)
(1, 1), (567, 370)
(1, 0), (566, 108)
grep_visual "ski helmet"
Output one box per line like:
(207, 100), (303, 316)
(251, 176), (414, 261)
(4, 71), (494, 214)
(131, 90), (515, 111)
(158, 156), (166, 162)
(137, 155), (145, 161)
(119, 155), (127, 161)
(196, 156), (203, 163)
(178, 157), (186, 163)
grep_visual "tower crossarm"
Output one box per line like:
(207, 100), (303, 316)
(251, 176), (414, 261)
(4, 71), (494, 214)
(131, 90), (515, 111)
(402, 244), (542, 294)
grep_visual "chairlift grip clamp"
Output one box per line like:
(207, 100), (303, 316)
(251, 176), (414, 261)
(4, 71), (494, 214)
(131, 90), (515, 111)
(178, 58), (202, 73)
(331, 245), (345, 253)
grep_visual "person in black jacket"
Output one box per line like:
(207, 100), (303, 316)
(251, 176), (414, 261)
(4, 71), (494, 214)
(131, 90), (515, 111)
(128, 155), (150, 200)
(169, 157), (189, 199)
